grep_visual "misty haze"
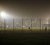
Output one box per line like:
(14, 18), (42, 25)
(0, 0), (50, 45)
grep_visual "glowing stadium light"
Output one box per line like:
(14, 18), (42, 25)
(0, 11), (7, 19)
(0, 11), (12, 20)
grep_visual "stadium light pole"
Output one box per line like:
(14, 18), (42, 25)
(0, 12), (2, 30)
(31, 16), (32, 30)
(0, 11), (7, 30)
(4, 18), (6, 30)
(13, 18), (14, 31)
(22, 17), (23, 30)
(40, 18), (41, 31)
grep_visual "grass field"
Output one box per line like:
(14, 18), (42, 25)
(0, 29), (50, 45)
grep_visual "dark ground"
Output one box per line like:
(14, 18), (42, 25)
(0, 30), (50, 45)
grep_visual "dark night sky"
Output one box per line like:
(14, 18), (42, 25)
(0, 0), (50, 18)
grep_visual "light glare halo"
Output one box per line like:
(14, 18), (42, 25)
(1, 11), (7, 19)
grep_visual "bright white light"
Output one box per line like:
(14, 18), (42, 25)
(0, 11), (11, 19)
(0, 11), (7, 19)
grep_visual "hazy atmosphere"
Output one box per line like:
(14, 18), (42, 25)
(0, 0), (50, 18)
(0, 0), (50, 45)
(0, 0), (50, 29)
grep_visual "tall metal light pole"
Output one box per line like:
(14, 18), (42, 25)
(4, 18), (6, 30)
(40, 18), (41, 31)
(31, 17), (32, 30)
(0, 13), (2, 30)
(0, 12), (6, 30)
(22, 17), (23, 30)
(13, 18), (14, 31)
